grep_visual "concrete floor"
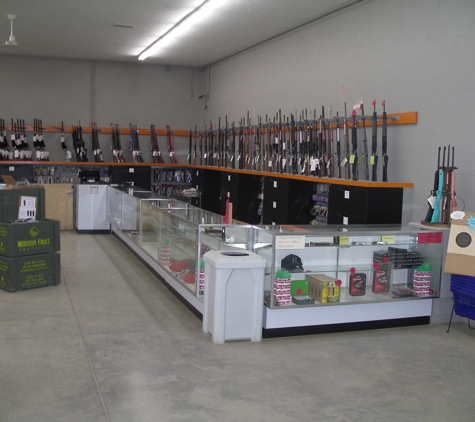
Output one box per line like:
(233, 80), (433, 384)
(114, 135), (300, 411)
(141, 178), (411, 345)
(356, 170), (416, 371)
(1, 231), (474, 422)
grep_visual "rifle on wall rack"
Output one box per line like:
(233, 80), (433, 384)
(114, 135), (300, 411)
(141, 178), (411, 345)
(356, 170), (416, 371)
(381, 100), (388, 182)
(60, 121), (72, 161)
(150, 124), (164, 164)
(327, 106), (334, 178)
(335, 112), (341, 178)
(72, 123), (88, 162)
(166, 125), (178, 164)
(230, 121), (236, 169)
(188, 129), (192, 165)
(110, 123), (125, 163)
(360, 103), (369, 180)
(91, 122), (104, 162)
(371, 100), (378, 181)
(0, 119), (10, 160)
(130, 124), (144, 163)
(351, 109), (358, 181)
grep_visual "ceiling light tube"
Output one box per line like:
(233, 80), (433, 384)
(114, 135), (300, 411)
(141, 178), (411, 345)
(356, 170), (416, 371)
(138, 0), (217, 61)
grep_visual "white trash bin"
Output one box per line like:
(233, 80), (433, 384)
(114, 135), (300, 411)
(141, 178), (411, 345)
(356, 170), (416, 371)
(202, 250), (267, 344)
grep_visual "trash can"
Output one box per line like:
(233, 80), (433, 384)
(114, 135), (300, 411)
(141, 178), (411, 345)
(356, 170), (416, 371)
(202, 250), (267, 344)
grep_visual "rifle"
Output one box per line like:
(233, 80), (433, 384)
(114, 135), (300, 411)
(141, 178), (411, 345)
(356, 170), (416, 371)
(424, 147), (441, 222)
(238, 119), (243, 170)
(150, 124), (164, 164)
(441, 145), (451, 224)
(360, 103), (369, 180)
(343, 86), (350, 179)
(192, 126), (197, 165)
(217, 118), (221, 167)
(92, 123), (104, 162)
(291, 114), (298, 174)
(208, 121), (214, 166)
(198, 127), (203, 165)
(328, 107), (334, 178)
(224, 117), (229, 168)
(381, 100), (388, 182)
(231, 121), (236, 169)
(166, 125), (178, 164)
(254, 116), (261, 171)
(60, 121), (72, 161)
(38, 119), (47, 161)
(136, 125), (144, 163)
(300, 111), (308, 175)
(78, 124), (87, 162)
(351, 109), (358, 181)
(0, 119), (9, 160)
(371, 100), (378, 181)
(244, 112), (250, 170)
(450, 146), (457, 215)
(309, 110), (318, 176)
(431, 146), (445, 223)
(335, 112), (341, 178)
(188, 129), (192, 165)
(110, 123), (124, 163)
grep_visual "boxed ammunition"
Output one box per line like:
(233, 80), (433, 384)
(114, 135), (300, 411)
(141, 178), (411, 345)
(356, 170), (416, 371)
(0, 219), (60, 257)
(0, 252), (61, 292)
(306, 274), (340, 303)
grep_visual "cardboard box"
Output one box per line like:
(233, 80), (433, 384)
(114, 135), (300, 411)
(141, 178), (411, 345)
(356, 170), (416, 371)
(444, 212), (475, 276)
(0, 219), (60, 257)
(306, 274), (340, 303)
(0, 252), (61, 292)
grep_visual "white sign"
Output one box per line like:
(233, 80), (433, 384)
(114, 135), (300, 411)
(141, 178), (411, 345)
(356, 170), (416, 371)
(276, 235), (306, 250)
(18, 196), (37, 220)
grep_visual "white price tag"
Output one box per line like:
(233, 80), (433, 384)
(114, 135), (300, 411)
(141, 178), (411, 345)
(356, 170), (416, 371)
(344, 190), (350, 199)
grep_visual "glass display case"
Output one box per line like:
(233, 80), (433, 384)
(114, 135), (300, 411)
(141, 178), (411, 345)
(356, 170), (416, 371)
(251, 224), (444, 310)
(106, 186), (252, 300)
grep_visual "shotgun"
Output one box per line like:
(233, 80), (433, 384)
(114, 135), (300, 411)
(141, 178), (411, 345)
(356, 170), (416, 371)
(238, 119), (243, 170)
(371, 100), (378, 181)
(291, 114), (297, 174)
(320, 108), (327, 177)
(381, 100), (388, 182)
(193, 125), (197, 165)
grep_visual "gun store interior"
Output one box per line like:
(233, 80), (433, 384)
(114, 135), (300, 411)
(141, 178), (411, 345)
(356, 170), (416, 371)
(1, 1), (474, 421)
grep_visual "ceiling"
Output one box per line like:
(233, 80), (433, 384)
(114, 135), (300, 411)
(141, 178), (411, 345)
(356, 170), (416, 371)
(0, 0), (362, 68)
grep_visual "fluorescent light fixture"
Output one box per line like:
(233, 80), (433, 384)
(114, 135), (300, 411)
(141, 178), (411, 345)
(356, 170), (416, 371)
(138, 0), (219, 61)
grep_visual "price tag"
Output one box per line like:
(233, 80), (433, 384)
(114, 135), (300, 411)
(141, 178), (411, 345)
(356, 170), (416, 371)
(349, 155), (355, 164)
(381, 235), (395, 244)
(343, 216), (349, 225)
(370, 156), (375, 165)
(228, 175), (231, 181)
(268, 160), (272, 167)
(129, 168), (134, 173)
(273, 201), (276, 209)
(273, 181), (278, 188)
(340, 236), (349, 245)
(344, 190), (350, 199)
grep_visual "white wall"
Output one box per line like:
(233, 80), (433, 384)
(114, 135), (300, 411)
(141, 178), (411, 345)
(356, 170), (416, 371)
(0, 56), (205, 163)
(203, 0), (475, 222)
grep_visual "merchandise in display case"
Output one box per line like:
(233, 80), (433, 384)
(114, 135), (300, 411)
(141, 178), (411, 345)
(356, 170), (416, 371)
(251, 224), (444, 310)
